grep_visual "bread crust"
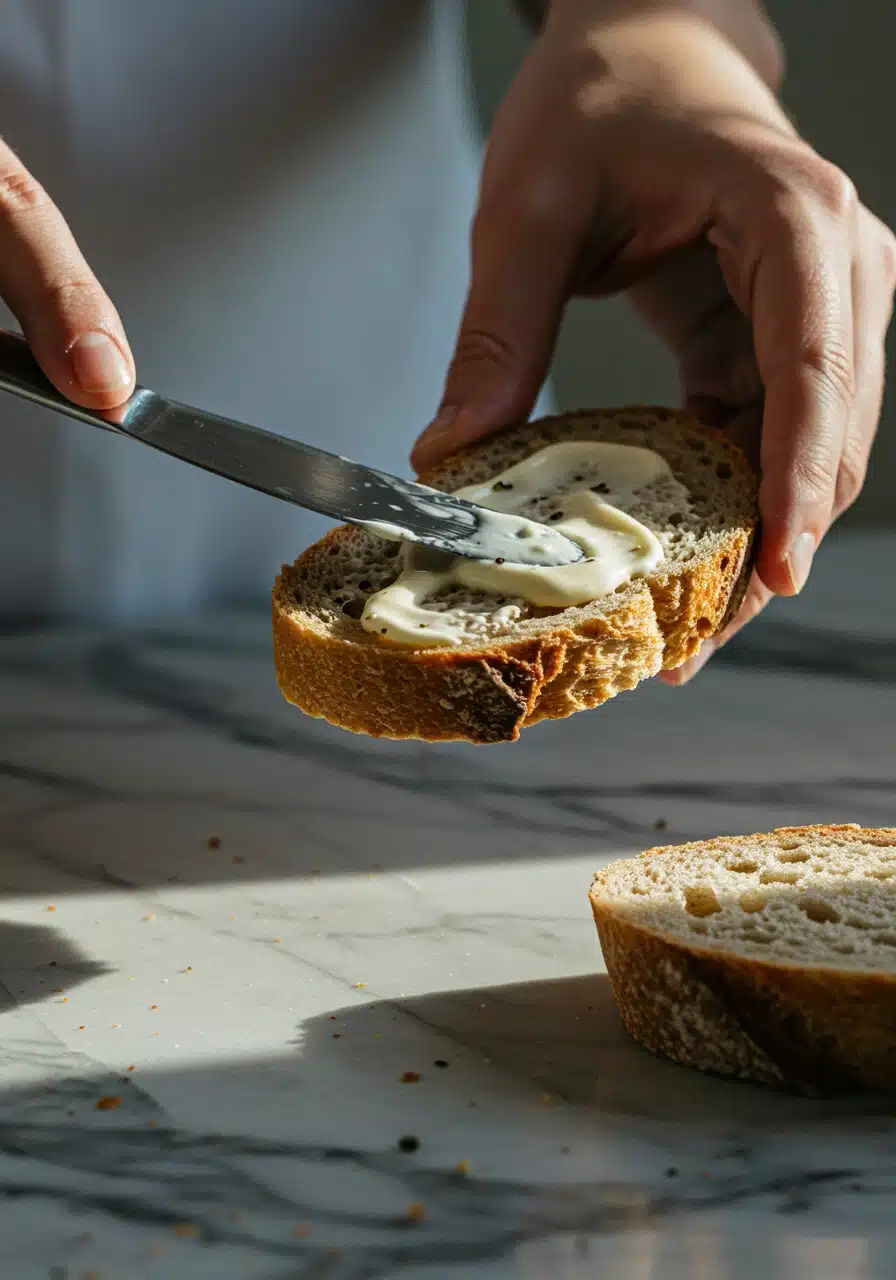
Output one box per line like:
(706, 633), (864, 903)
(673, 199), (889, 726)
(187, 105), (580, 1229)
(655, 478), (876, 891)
(590, 826), (896, 1096)
(273, 408), (758, 744)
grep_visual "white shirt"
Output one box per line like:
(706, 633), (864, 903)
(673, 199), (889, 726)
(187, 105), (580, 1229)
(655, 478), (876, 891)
(0, 0), (537, 620)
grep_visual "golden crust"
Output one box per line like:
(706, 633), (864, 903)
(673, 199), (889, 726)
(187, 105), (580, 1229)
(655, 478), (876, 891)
(272, 408), (758, 744)
(590, 826), (896, 1096)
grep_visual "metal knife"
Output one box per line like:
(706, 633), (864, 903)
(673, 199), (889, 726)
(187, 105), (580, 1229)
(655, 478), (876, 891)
(0, 329), (583, 568)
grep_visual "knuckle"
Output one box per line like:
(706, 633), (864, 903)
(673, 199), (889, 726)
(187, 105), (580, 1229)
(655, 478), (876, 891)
(807, 159), (858, 222)
(800, 336), (856, 407)
(474, 173), (573, 244)
(41, 274), (105, 311)
(793, 445), (838, 506)
(451, 327), (516, 374)
(0, 165), (47, 217)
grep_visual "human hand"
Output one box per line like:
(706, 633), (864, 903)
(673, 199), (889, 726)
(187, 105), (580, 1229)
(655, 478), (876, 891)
(0, 139), (134, 408)
(414, 0), (895, 679)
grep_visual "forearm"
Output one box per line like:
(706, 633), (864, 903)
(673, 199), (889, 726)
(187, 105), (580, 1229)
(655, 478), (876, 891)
(513, 0), (784, 89)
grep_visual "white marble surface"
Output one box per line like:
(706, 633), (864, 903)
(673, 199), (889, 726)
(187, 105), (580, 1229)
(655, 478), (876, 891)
(1, 531), (895, 1279)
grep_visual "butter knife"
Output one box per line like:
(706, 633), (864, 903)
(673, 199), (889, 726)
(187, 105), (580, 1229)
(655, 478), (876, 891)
(0, 330), (582, 568)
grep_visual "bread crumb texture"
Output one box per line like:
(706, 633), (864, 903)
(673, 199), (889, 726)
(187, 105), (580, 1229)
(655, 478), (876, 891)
(273, 408), (757, 743)
(590, 825), (896, 1095)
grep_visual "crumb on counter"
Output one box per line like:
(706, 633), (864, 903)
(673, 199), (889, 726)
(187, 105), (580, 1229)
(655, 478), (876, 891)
(400, 1071), (421, 1084)
(207, 836), (221, 849)
(95, 1096), (122, 1111)
(173, 1223), (201, 1239)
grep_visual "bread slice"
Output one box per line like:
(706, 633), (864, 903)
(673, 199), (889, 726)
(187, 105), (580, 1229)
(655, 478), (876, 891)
(590, 826), (896, 1096)
(273, 408), (758, 744)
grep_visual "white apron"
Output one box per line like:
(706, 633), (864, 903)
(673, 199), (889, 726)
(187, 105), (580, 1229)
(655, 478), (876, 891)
(0, 0), (530, 620)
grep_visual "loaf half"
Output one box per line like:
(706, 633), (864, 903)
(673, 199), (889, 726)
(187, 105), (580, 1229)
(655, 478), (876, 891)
(590, 826), (896, 1096)
(273, 408), (758, 744)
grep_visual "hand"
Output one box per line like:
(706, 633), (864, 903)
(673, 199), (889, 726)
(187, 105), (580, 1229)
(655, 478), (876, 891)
(414, 0), (896, 679)
(0, 139), (134, 408)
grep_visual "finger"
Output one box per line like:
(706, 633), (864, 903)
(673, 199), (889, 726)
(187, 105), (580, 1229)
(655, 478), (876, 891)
(832, 211), (896, 521)
(660, 573), (773, 685)
(412, 183), (579, 471)
(0, 141), (134, 408)
(715, 168), (856, 598)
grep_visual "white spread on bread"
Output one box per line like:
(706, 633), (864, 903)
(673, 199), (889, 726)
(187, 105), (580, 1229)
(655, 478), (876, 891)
(359, 506), (582, 567)
(360, 441), (686, 647)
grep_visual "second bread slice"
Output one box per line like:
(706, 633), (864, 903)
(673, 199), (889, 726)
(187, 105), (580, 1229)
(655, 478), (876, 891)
(590, 826), (896, 1095)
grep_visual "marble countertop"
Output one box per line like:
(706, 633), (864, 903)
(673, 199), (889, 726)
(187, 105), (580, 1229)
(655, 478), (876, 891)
(1, 531), (895, 1279)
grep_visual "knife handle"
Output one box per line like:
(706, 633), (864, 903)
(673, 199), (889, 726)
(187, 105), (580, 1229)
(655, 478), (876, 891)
(0, 328), (137, 433)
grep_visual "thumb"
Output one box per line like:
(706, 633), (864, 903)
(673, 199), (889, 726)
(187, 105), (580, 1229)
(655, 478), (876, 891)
(0, 142), (135, 409)
(411, 202), (574, 472)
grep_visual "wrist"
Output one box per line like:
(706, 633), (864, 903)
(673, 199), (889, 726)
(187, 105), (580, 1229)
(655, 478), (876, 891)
(545, 0), (784, 92)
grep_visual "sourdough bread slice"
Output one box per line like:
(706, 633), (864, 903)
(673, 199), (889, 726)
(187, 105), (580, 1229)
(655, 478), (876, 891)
(590, 826), (896, 1096)
(273, 408), (758, 744)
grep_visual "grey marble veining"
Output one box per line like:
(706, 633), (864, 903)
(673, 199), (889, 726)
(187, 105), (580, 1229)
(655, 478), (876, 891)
(0, 530), (894, 1279)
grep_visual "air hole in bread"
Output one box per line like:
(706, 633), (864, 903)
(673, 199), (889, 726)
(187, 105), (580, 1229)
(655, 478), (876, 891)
(716, 462), (733, 480)
(778, 850), (811, 864)
(684, 885), (721, 917)
(720, 556), (730, 571)
(727, 860), (759, 874)
(778, 839), (802, 850)
(341, 598), (365, 620)
(695, 617), (712, 637)
(874, 932), (896, 947)
(868, 869), (896, 880)
(845, 916), (874, 931)
(799, 898), (841, 925)
(760, 869), (803, 885)
(739, 889), (768, 914)
(689, 920), (709, 934)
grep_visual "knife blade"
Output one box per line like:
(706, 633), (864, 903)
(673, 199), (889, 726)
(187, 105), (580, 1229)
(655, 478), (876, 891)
(0, 330), (583, 568)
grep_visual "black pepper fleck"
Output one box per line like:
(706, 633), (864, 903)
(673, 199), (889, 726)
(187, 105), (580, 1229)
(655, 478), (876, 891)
(398, 1135), (420, 1153)
(433, 1059), (449, 1069)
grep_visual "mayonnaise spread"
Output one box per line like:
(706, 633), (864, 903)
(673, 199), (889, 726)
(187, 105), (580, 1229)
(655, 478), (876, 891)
(361, 441), (681, 647)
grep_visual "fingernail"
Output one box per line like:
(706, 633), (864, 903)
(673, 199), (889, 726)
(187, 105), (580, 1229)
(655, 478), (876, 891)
(664, 642), (716, 687)
(70, 332), (131, 393)
(786, 532), (816, 594)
